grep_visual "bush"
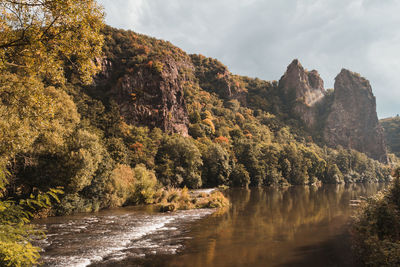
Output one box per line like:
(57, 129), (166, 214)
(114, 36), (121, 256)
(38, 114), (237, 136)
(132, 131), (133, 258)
(107, 164), (135, 207)
(131, 164), (159, 204)
(156, 188), (230, 212)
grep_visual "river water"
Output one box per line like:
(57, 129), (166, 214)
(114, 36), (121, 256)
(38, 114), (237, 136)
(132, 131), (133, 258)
(35, 183), (386, 267)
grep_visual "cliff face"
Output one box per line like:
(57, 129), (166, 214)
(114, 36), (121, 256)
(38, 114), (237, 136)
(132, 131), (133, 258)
(279, 59), (325, 128)
(95, 57), (190, 136)
(93, 28), (192, 136)
(323, 69), (388, 162)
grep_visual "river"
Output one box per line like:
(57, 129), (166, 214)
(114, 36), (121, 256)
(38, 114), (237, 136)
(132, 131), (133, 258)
(35, 183), (387, 266)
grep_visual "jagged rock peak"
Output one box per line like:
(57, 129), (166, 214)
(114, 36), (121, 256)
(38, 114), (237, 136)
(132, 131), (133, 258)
(279, 59), (325, 107)
(324, 69), (388, 163)
(335, 68), (373, 96)
(278, 59), (326, 129)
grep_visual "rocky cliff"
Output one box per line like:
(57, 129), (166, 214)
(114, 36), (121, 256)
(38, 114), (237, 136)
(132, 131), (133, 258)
(98, 57), (191, 136)
(93, 27), (192, 136)
(278, 59), (325, 128)
(323, 69), (388, 162)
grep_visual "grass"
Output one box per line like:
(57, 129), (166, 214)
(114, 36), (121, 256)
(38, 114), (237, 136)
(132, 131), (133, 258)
(155, 187), (230, 212)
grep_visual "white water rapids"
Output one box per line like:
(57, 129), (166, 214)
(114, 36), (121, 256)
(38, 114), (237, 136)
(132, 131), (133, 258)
(34, 207), (213, 266)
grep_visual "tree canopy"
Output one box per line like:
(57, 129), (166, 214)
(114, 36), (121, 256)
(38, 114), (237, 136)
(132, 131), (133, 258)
(0, 0), (104, 265)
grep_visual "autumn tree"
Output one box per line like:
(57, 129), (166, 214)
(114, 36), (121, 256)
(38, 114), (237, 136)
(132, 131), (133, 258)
(0, 0), (104, 163)
(0, 0), (104, 265)
(155, 135), (203, 188)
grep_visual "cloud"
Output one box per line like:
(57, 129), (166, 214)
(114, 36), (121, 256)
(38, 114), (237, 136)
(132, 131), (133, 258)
(98, 0), (400, 118)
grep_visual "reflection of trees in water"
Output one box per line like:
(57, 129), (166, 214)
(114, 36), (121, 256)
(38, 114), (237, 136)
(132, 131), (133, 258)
(169, 184), (385, 267)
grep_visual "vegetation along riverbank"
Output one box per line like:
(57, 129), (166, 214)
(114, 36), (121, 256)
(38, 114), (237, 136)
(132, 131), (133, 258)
(351, 168), (400, 266)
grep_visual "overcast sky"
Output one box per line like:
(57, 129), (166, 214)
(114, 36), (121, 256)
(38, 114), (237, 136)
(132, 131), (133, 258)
(98, 0), (400, 118)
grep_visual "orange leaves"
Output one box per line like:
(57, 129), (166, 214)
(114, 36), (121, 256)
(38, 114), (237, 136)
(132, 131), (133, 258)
(216, 73), (225, 79)
(130, 142), (144, 153)
(243, 130), (253, 139)
(214, 136), (229, 144)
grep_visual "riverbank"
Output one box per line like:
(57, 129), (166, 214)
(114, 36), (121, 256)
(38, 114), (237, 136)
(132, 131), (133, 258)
(351, 175), (400, 266)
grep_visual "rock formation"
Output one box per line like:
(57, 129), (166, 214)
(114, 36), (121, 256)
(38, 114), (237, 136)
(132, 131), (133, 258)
(279, 60), (388, 163)
(324, 69), (388, 163)
(279, 59), (325, 128)
(95, 56), (191, 136)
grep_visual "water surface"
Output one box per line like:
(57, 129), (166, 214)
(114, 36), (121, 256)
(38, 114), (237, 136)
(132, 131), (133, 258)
(37, 183), (386, 267)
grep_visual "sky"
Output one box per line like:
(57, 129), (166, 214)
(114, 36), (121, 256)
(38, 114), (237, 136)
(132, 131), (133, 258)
(98, 0), (400, 118)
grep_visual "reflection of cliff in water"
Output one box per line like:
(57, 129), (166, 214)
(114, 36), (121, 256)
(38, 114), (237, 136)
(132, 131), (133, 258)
(127, 183), (385, 267)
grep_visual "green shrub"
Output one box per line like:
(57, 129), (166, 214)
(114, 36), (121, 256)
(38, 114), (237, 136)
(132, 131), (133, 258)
(107, 164), (135, 207)
(131, 164), (159, 204)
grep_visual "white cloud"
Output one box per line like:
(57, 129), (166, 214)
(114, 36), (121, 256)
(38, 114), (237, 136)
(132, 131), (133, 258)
(98, 0), (400, 118)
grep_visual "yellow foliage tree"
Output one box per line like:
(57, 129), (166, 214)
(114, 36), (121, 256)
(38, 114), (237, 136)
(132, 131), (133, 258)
(0, 1), (104, 265)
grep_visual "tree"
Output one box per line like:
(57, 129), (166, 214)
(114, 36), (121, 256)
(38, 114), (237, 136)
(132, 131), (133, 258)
(155, 135), (203, 188)
(324, 163), (344, 184)
(230, 163), (250, 187)
(0, 167), (63, 266)
(0, 0), (104, 265)
(0, 0), (104, 162)
(201, 143), (231, 187)
(234, 138), (264, 186)
(0, 0), (104, 83)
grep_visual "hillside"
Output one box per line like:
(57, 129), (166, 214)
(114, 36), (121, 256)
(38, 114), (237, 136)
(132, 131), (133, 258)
(1, 26), (393, 216)
(381, 116), (400, 157)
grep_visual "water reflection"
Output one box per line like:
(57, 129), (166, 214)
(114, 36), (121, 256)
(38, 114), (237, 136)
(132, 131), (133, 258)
(120, 183), (385, 267)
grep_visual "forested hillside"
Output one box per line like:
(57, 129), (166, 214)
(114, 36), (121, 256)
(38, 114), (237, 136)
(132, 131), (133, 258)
(381, 116), (400, 157)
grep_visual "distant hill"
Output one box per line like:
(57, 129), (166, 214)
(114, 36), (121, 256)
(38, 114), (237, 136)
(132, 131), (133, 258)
(381, 116), (400, 157)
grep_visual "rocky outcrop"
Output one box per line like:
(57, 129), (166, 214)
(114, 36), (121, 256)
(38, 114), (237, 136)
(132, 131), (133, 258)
(323, 69), (388, 163)
(278, 60), (387, 163)
(115, 58), (190, 136)
(279, 59), (325, 128)
(94, 56), (191, 137)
